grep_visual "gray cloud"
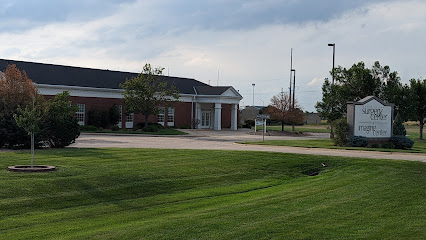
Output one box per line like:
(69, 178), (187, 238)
(0, 0), (391, 33)
(135, 0), (391, 31)
(0, 0), (135, 32)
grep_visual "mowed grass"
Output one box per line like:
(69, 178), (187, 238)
(0, 148), (425, 239)
(250, 124), (426, 153)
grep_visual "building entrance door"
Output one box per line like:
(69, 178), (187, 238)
(201, 111), (211, 128)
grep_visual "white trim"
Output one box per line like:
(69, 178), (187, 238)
(36, 84), (242, 104)
(36, 84), (124, 99)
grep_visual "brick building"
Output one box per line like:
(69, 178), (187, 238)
(0, 59), (242, 130)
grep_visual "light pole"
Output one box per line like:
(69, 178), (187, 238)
(259, 99), (264, 108)
(252, 83), (255, 107)
(328, 43), (336, 138)
(328, 43), (335, 84)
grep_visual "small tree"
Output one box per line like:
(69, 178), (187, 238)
(14, 96), (44, 167)
(120, 64), (179, 129)
(263, 91), (303, 131)
(393, 113), (406, 136)
(331, 118), (348, 146)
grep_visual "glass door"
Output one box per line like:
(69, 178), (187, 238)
(201, 111), (211, 128)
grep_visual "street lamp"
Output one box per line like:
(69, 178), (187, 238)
(252, 83), (255, 107)
(328, 43), (336, 139)
(328, 43), (335, 84)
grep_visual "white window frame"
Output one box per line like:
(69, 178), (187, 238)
(125, 113), (134, 128)
(76, 104), (85, 126)
(167, 107), (175, 127)
(117, 105), (122, 128)
(157, 107), (165, 126)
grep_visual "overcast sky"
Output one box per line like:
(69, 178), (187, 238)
(1, 0), (425, 111)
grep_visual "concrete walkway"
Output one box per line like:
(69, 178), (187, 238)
(69, 129), (426, 162)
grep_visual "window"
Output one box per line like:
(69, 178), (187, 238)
(158, 107), (165, 125)
(167, 107), (175, 124)
(125, 112), (134, 128)
(76, 104), (85, 126)
(126, 113), (133, 123)
(117, 105), (122, 127)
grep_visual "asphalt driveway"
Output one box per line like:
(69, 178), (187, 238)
(69, 129), (426, 162)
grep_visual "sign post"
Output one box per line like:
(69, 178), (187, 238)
(256, 114), (270, 142)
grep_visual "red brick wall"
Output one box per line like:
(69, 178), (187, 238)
(221, 104), (232, 128)
(42, 95), (233, 129)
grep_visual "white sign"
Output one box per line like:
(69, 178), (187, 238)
(353, 99), (392, 138)
(256, 114), (270, 119)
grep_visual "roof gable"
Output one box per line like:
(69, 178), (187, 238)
(353, 96), (394, 107)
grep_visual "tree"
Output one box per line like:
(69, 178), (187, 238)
(14, 96), (44, 167)
(108, 105), (120, 127)
(408, 79), (425, 140)
(315, 61), (411, 138)
(0, 64), (38, 148)
(263, 91), (304, 131)
(0, 64), (35, 116)
(393, 113), (406, 136)
(39, 91), (80, 148)
(316, 61), (383, 122)
(120, 64), (179, 129)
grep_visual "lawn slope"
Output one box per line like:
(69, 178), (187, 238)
(0, 149), (425, 239)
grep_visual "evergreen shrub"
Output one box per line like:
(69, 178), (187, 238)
(331, 118), (348, 146)
(348, 136), (369, 147)
(390, 136), (414, 149)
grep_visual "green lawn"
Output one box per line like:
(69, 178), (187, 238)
(249, 124), (426, 153)
(244, 138), (426, 153)
(1, 148), (425, 239)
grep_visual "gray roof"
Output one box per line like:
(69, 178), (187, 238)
(0, 59), (213, 95)
(195, 86), (232, 95)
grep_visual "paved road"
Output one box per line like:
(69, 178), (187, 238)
(70, 129), (426, 162)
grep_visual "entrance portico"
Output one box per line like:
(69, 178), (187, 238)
(191, 86), (242, 130)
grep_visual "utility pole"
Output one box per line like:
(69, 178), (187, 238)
(289, 48), (293, 107)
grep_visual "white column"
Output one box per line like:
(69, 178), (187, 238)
(214, 103), (222, 130)
(231, 104), (238, 130)
(196, 103), (201, 129)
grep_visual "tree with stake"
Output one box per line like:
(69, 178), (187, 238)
(14, 94), (44, 167)
(120, 64), (179, 129)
